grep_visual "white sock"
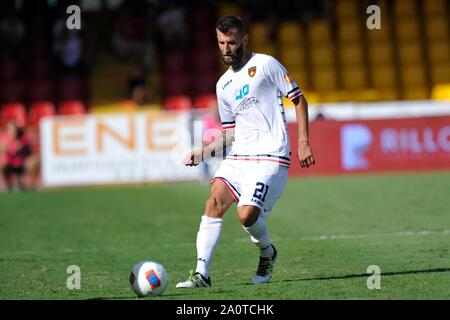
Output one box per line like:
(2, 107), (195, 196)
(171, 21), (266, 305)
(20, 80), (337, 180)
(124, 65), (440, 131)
(195, 215), (223, 278)
(243, 215), (274, 258)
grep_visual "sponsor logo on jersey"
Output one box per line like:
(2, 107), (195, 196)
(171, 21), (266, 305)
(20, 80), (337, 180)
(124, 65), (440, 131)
(248, 66), (257, 77)
(222, 79), (232, 90)
(236, 97), (260, 112)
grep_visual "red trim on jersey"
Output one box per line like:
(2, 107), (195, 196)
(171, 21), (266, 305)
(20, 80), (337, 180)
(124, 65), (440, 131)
(222, 124), (235, 130)
(226, 156), (291, 166)
(288, 90), (303, 101)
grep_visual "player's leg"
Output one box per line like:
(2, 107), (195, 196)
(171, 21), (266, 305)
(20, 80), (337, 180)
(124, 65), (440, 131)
(176, 179), (236, 288)
(25, 155), (40, 189)
(2, 165), (14, 191)
(237, 205), (274, 257)
(196, 180), (235, 276)
(237, 204), (277, 284)
(238, 163), (289, 284)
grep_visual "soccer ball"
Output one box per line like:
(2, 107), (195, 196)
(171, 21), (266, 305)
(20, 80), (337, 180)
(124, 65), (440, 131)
(129, 261), (168, 297)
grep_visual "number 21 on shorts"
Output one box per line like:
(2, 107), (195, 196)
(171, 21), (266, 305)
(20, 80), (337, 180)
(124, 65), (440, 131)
(252, 182), (269, 205)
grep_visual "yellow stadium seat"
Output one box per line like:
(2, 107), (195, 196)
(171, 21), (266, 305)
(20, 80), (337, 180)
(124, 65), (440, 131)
(218, 3), (243, 18)
(342, 67), (368, 90)
(403, 86), (429, 100)
(312, 68), (337, 91)
(337, 21), (362, 42)
(308, 20), (331, 45)
(423, 0), (448, 17)
(336, 0), (359, 19)
(278, 21), (303, 46)
(398, 41), (423, 64)
(425, 16), (450, 40)
(351, 89), (385, 102)
(430, 62), (450, 84)
(249, 23), (270, 45)
(310, 44), (335, 67)
(376, 89), (400, 101)
(371, 65), (397, 89)
(395, 18), (420, 41)
(279, 46), (306, 70)
(432, 84), (450, 100)
(428, 41), (450, 63)
(339, 43), (364, 66)
(400, 64), (426, 86)
(251, 42), (277, 57)
(394, 0), (417, 17)
(366, 23), (391, 42)
(288, 69), (308, 90)
(368, 42), (394, 65)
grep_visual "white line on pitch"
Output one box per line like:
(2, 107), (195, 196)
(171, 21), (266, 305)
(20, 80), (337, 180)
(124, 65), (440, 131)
(234, 229), (450, 243)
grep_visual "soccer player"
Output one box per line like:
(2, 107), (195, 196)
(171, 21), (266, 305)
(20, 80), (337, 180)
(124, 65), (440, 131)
(0, 121), (32, 191)
(176, 16), (315, 288)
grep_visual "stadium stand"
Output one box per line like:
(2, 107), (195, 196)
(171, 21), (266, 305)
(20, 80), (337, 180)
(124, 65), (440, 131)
(0, 0), (449, 124)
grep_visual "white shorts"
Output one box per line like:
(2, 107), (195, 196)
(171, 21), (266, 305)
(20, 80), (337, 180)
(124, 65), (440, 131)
(211, 159), (289, 219)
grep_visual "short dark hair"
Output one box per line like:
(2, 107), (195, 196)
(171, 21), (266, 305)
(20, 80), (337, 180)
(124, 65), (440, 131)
(216, 15), (247, 37)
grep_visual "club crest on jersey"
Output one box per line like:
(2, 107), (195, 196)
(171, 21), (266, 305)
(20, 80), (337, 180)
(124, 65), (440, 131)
(248, 66), (256, 77)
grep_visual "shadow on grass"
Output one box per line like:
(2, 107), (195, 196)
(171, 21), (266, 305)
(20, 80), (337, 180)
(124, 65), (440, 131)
(86, 292), (189, 300)
(272, 267), (450, 283)
(87, 289), (238, 300)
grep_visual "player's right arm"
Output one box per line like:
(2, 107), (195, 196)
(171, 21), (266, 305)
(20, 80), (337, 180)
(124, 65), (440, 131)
(184, 77), (235, 167)
(183, 128), (235, 166)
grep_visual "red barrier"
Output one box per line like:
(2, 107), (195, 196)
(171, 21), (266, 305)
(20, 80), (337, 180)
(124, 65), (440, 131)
(288, 116), (450, 176)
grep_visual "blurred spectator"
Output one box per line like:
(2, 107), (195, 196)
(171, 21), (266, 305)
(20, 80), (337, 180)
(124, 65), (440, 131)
(127, 66), (150, 106)
(52, 13), (87, 79)
(156, 1), (188, 51)
(0, 121), (33, 191)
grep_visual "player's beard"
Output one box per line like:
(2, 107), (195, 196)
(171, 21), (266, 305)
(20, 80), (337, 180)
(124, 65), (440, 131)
(222, 42), (244, 67)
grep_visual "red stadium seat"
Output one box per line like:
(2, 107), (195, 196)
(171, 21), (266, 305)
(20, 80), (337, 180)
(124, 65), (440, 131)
(27, 59), (52, 80)
(57, 79), (86, 101)
(27, 81), (55, 103)
(161, 52), (188, 73)
(0, 102), (26, 127)
(194, 94), (217, 109)
(0, 59), (20, 81)
(191, 72), (218, 96)
(162, 74), (190, 96)
(163, 95), (193, 110)
(28, 101), (56, 126)
(192, 26), (215, 48)
(0, 82), (24, 104)
(191, 49), (218, 73)
(29, 37), (49, 59)
(58, 100), (87, 115)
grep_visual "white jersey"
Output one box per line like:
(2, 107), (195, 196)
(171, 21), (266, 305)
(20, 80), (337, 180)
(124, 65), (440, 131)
(216, 52), (302, 167)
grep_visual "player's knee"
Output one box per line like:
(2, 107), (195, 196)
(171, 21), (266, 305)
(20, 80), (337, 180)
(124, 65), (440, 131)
(237, 206), (259, 227)
(205, 196), (227, 217)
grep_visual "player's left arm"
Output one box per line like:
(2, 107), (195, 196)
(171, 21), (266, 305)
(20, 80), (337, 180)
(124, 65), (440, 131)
(293, 94), (315, 168)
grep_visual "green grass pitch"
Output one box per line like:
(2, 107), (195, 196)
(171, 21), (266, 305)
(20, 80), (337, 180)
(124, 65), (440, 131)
(1, 171), (450, 300)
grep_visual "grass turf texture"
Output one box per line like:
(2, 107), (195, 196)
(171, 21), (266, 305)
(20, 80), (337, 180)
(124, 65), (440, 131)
(1, 171), (449, 300)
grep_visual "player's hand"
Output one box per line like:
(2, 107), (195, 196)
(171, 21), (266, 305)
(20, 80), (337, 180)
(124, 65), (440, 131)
(297, 141), (315, 168)
(183, 149), (203, 166)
